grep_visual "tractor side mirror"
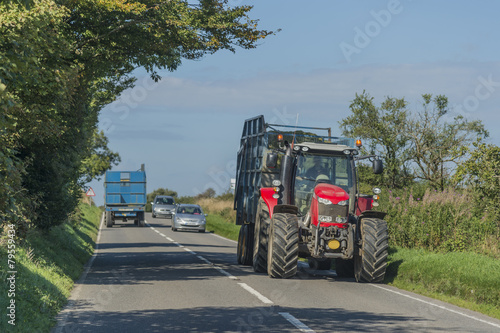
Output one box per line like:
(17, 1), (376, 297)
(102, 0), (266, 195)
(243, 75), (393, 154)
(266, 153), (278, 168)
(373, 159), (383, 174)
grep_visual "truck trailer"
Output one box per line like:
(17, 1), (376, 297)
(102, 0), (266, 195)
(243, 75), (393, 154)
(234, 115), (388, 282)
(104, 164), (147, 228)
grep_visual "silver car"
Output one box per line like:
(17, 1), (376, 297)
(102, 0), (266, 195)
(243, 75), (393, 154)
(151, 196), (176, 219)
(172, 204), (206, 232)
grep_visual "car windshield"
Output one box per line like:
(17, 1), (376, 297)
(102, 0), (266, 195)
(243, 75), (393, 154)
(294, 153), (352, 215)
(177, 206), (202, 215)
(156, 198), (174, 205)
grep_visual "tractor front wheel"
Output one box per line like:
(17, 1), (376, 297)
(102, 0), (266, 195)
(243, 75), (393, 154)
(354, 218), (388, 283)
(267, 213), (299, 279)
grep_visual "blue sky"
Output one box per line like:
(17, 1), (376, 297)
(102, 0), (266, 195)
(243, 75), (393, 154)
(88, 0), (500, 205)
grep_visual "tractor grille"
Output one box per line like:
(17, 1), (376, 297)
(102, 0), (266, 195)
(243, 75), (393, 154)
(318, 202), (348, 218)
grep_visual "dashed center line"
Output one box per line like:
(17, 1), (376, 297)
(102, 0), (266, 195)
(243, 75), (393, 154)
(146, 221), (273, 305)
(279, 312), (316, 333)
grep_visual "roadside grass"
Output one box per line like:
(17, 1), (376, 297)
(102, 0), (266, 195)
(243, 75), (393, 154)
(201, 202), (500, 321)
(386, 247), (500, 320)
(206, 214), (239, 241)
(0, 203), (101, 333)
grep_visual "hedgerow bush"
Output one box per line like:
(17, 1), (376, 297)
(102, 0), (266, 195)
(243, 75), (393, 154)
(380, 187), (500, 258)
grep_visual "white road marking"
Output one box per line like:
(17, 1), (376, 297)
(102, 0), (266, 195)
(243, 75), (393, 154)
(197, 255), (211, 264)
(279, 312), (316, 333)
(238, 283), (274, 304)
(213, 266), (239, 280)
(211, 232), (238, 244)
(370, 284), (500, 329)
(183, 248), (197, 255)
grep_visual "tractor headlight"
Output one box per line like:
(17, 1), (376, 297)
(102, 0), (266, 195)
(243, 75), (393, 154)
(318, 215), (333, 222)
(318, 197), (332, 205)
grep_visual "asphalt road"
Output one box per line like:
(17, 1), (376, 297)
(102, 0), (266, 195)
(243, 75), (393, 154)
(54, 213), (500, 333)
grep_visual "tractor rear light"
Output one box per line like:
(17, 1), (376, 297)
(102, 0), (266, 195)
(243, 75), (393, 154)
(356, 139), (362, 147)
(272, 179), (282, 186)
(372, 187), (382, 194)
(373, 195), (380, 200)
(278, 134), (283, 141)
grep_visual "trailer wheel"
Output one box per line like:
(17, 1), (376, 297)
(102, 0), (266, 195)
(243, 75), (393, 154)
(138, 212), (145, 227)
(335, 258), (354, 277)
(237, 224), (254, 265)
(354, 218), (388, 283)
(308, 258), (332, 270)
(106, 211), (113, 228)
(253, 200), (270, 273)
(267, 213), (299, 279)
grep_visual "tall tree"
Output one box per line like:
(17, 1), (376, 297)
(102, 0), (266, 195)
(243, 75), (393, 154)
(1, 0), (274, 229)
(406, 94), (488, 191)
(340, 91), (412, 188)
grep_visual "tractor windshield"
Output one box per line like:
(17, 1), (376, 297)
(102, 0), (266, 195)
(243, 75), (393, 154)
(294, 153), (353, 216)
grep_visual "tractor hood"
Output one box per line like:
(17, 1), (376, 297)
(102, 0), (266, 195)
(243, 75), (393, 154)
(314, 183), (349, 204)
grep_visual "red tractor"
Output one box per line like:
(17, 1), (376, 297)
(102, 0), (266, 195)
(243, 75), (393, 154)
(235, 116), (388, 282)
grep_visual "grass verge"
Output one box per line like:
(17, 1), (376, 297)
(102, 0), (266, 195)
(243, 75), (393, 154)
(385, 247), (500, 320)
(206, 214), (239, 241)
(0, 203), (101, 332)
(204, 212), (500, 320)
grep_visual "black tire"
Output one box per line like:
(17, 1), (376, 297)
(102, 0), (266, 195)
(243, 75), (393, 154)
(267, 213), (299, 279)
(152, 213), (156, 218)
(172, 227), (177, 232)
(199, 229), (205, 233)
(354, 218), (388, 283)
(106, 211), (113, 228)
(237, 224), (254, 265)
(335, 258), (354, 277)
(138, 212), (145, 227)
(308, 258), (332, 270)
(253, 200), (270, 273)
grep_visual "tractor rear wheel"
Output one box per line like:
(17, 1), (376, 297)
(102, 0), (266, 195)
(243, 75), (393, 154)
(253, 200), (270, 273)
(354, 218), (388, 283)
(237, 223), (254, 265)
(267, 213), (299, 279)
(106, 211), (113, 228)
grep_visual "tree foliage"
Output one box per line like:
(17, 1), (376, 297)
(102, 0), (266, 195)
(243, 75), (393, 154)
(406, 94), (488, 191)
(1, 0), (273, 230)
(340, 91), (412, 188)
(340, 92), (488, 191)
(455, 140), (500, 219)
